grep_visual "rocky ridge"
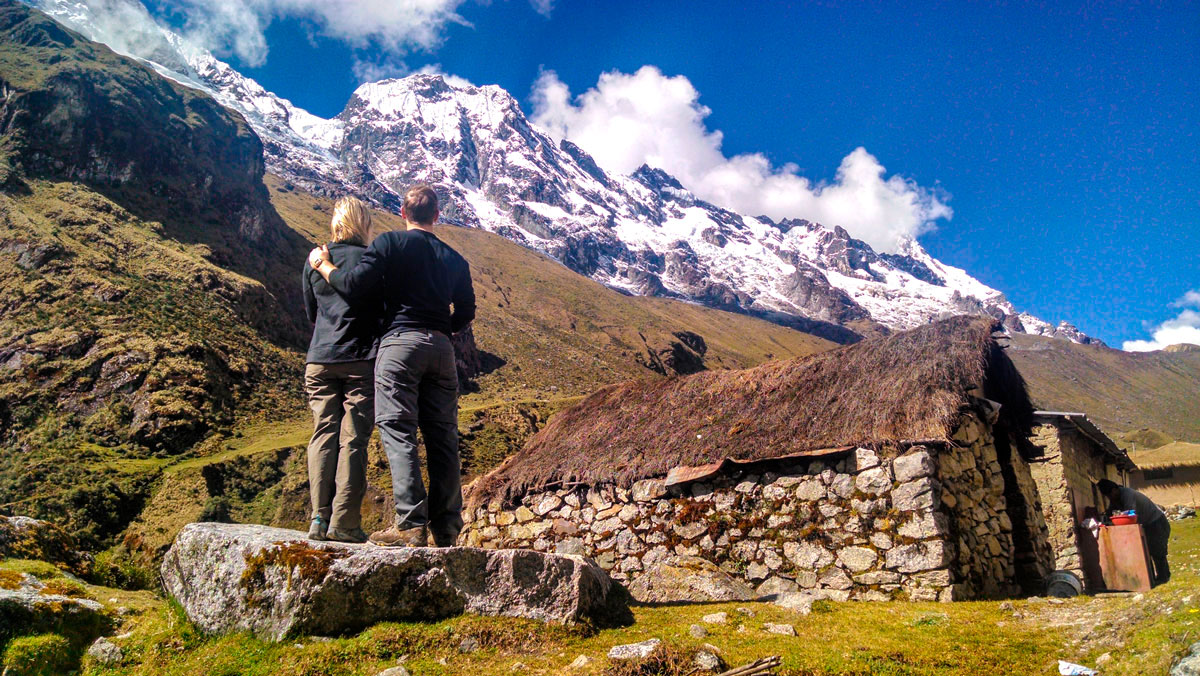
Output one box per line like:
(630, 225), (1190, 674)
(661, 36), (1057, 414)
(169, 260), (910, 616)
(28, 0), (1096, 344)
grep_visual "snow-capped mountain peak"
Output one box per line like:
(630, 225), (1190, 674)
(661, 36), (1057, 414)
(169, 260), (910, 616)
(27, 0), (1098, 345)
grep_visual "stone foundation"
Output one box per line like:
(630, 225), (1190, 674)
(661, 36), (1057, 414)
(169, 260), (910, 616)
(465, 414), (1038, 602)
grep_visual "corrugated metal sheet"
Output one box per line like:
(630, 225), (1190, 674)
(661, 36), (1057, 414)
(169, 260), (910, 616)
(665, 446), (856, 487)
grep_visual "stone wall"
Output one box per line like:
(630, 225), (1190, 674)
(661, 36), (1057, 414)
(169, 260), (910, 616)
(465, 418), (1035, 602)
(1029, 424), (1122, 583)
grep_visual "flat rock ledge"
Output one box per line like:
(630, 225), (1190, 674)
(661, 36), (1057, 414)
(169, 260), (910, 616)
(0, 588), (111, 645)
(161, 523), (632, 641)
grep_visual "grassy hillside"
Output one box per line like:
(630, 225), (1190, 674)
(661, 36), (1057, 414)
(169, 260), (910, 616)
(1129, 441), (1200, 469)
(269, 174), (833, 405)
(1007, 332), (1200, 443)
(7, 516), (1200, 675)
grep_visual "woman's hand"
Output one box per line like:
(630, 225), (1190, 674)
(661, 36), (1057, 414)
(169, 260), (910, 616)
(308, 245), (331, 270)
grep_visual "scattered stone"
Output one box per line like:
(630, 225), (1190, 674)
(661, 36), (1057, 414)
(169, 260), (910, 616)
(702, 611), (728, 624)
(694, 649), (724, 671)
(161, 523), (632, 640)
(689, 624), (708, 638)
(735, 606), (756, 617)
(627, 556), (754, 604)
(86, 637), (123, 666)
(763, 622), (797, 636)
(374, 667), (410, 676)
(1174, 642), (1200, 676)
(569, 654), (593, 669)
(773, 592), (814, 615)
(458, 637), (480, 653)
(999, 601), (1015, 612)
(607, 638), (660, 660)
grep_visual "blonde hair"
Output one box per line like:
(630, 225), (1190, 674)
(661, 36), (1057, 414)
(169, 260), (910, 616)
(330, 196), (372, 245)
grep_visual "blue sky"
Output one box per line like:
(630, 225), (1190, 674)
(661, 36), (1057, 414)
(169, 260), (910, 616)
(146, 0), (1199, 348)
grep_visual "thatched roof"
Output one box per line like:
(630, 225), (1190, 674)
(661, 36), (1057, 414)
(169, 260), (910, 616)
(472, 316), (1032, 504)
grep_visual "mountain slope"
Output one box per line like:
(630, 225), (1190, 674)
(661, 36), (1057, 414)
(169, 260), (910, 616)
(270, 173), (834, 404)
(0, 1), (835, 550)
(1007, 332), (1200, 443)
(27, 0), (1096, 345)
(0, 0), (314, 545)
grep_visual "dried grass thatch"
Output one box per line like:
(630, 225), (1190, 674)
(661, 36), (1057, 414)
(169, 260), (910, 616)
(472, 316), (1032, 504)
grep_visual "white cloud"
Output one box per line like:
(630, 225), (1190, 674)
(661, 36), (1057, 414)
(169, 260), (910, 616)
(530, 66), (952, 253)
(1123, 291), (1200, 351)
(164, 0), (470, 67)
(351, 59), (409, 84)
(1173, 290), (1200, 308)
(529, 0), (554, 18)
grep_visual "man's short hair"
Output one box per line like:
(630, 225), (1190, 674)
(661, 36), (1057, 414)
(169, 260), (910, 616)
(1096, 479), (1119, 495)
(403, 185), (439, 225)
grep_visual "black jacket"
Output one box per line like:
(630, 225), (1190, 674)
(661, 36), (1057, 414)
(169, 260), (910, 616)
(302, 242), (380, 363)
(328, 229), (475, 337)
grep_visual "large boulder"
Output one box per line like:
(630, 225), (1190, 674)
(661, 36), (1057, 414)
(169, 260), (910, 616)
(626, 555), (754, 604)
(161, 523), (632, 640)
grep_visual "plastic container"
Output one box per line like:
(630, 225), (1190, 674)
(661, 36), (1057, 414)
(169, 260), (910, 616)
(1111, 513), (1138, 526)
(1046, 570), (1083, 597)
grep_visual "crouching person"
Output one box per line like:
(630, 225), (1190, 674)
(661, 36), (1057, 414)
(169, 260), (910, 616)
(301, 196), (379, 543)
(1097, 479), (1171, 586)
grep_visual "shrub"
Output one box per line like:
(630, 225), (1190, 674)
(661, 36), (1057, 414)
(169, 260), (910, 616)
(90, 547), (157, 590)
(2, 634), (75, 676)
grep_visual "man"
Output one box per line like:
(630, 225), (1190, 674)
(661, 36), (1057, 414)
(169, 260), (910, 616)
(309, 185), (475, 547)
(1097, 479), (1170, 585)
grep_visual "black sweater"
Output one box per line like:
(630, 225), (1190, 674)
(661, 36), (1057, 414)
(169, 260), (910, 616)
(328, 229), (476, 337)
(302, 242), (380, 364)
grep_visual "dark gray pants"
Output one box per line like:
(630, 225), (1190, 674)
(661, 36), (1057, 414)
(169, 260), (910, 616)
(1145, 517), (1171, 585)
(375, 329), (463, 546)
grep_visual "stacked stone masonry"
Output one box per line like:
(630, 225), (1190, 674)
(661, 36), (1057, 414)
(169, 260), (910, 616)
(1028, 424), (1122, 585)
(465, 413), (1044, 602)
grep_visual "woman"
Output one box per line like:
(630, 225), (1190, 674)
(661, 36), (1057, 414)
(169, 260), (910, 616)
(301, 196), (379, 543)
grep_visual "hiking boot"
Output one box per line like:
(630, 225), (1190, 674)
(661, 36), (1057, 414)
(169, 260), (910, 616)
(369, 524), (428, 547)
(307, 517), (328, 541)
(326, 527), (369, 544)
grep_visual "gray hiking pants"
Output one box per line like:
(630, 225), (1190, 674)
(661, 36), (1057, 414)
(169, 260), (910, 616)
(375, 329), (463, 546)
(305, 360), (374, 531)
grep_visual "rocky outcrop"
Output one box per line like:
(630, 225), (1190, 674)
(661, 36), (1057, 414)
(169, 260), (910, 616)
(0, 586), (111, 647)
(161, 523), (632, 641)
(0, 516), (91, 576)
(638, 331), (708, 376)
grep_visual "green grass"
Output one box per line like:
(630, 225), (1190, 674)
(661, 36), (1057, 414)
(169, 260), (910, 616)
(57, 518), (1198, 675)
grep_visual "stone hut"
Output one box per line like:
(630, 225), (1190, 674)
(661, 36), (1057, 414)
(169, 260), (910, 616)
(1027, 412), (1136, 590)
(1130, 462), (1200, 508)
(465, 317), (1056, 602)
